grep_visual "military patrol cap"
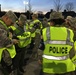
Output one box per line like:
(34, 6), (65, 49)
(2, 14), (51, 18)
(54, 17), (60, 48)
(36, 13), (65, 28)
(66, 16), (72, 20)
(43, 17), (48, 21)
(69, 17), (76, 26)
(19, 14), (27, 22)
(50, 11), (64, 20)
(5, 10), (18, 23)
(32, 14), (38, 18)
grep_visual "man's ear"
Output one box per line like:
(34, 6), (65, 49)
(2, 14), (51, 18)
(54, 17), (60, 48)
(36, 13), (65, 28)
(5, 15), (9, 20)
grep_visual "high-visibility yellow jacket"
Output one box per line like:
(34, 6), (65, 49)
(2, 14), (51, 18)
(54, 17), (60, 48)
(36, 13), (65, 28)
(0, 20), (16, 61)
(9, 26), (31, 48)
(30, 19), (42, 37)
(0, 20), (8, 30)
(42, 26), (75, 74)
(9, 24), (24, 36)
(0, 45), (16, 61)
(17, 32), (31, 48)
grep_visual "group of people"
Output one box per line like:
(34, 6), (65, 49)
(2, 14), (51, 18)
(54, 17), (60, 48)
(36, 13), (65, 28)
(0, 10), (43, 75)
(0, 10), (76, 75)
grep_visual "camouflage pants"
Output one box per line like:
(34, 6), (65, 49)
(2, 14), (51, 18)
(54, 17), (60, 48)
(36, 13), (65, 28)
(12, 47), (26, 75)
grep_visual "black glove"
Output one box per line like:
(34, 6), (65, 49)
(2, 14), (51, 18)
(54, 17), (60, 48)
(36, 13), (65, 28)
(33, 22), (40, 29)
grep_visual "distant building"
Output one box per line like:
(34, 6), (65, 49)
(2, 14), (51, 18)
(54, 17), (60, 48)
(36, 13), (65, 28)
(62, 10), (76, 18)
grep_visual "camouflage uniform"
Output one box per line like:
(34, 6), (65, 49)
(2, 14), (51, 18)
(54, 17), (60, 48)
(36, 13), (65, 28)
(66, 17), (76, 41)
(65, 17), (76, 75)
(24, 14), (42, 75)
(42, 18), (49, 28)
(0, 10), (18, 75)
(11, 14), (29, 75)
(65, 16), (76, 41)
(0, 27), (12, 75)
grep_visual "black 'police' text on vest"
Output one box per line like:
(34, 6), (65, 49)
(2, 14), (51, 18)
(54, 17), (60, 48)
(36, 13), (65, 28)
(49, 46), (68, 54)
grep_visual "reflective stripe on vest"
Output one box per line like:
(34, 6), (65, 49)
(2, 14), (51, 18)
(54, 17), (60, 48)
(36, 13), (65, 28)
(44, 40), (73, 46)
(44, 27), (73, 46)
(43, 54), (69, 60)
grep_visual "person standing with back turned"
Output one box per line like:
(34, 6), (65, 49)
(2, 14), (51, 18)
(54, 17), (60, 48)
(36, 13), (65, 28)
(41, 11), (76, 75)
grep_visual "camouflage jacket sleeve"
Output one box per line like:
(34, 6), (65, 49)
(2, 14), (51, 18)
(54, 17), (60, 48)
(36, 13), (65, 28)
(69, 41), (76, 66)
(30, 33), (41, 60)
(0, 27), (12, 48)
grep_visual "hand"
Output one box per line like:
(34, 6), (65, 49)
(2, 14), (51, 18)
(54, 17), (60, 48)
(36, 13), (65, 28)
(12, 39), (19, 44)
(9, 32), (13, 39)
(38, 59), (42, 65)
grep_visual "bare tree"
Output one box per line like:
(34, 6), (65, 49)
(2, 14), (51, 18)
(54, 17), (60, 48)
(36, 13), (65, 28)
(28, 0), (32, 12)
(26, 0), (32, 19)
(54, 0), (63, 12)
(65, 2), (74, 11)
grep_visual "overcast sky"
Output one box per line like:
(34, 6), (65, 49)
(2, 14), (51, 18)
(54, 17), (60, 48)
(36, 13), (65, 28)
(0, 0), (76, 13)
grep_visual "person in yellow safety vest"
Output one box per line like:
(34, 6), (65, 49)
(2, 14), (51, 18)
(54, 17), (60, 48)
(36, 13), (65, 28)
(0, 10), (17, 75)
(24, 18), (42, 75)
(9, 15), (26, 36)
(41, 11), (76, 75)
(9, 14), (31, 75)
(65, 17), (76, 74)
(16, 31), (31, 75)
(28, 13), (43, 51)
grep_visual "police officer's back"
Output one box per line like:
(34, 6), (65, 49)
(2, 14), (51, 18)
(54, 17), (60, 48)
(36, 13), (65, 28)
(42, 11), (76, 75)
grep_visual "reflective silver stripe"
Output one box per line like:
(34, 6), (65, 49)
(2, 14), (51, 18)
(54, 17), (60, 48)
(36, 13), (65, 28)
(44, 40), (66, 44)
(42, 54), (69, 60)
(67, 29), (70, 41)
(46, 27), (50, 40)
(44, 40), (73, 46)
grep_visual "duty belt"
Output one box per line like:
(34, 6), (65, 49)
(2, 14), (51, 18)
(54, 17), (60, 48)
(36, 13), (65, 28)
(42, 54), (69, 60)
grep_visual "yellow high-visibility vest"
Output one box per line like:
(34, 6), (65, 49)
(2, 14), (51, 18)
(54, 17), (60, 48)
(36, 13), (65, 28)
(0, 45), (16, 61)
(42, 26), (75, 74)
(17, 32), (31, 48)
